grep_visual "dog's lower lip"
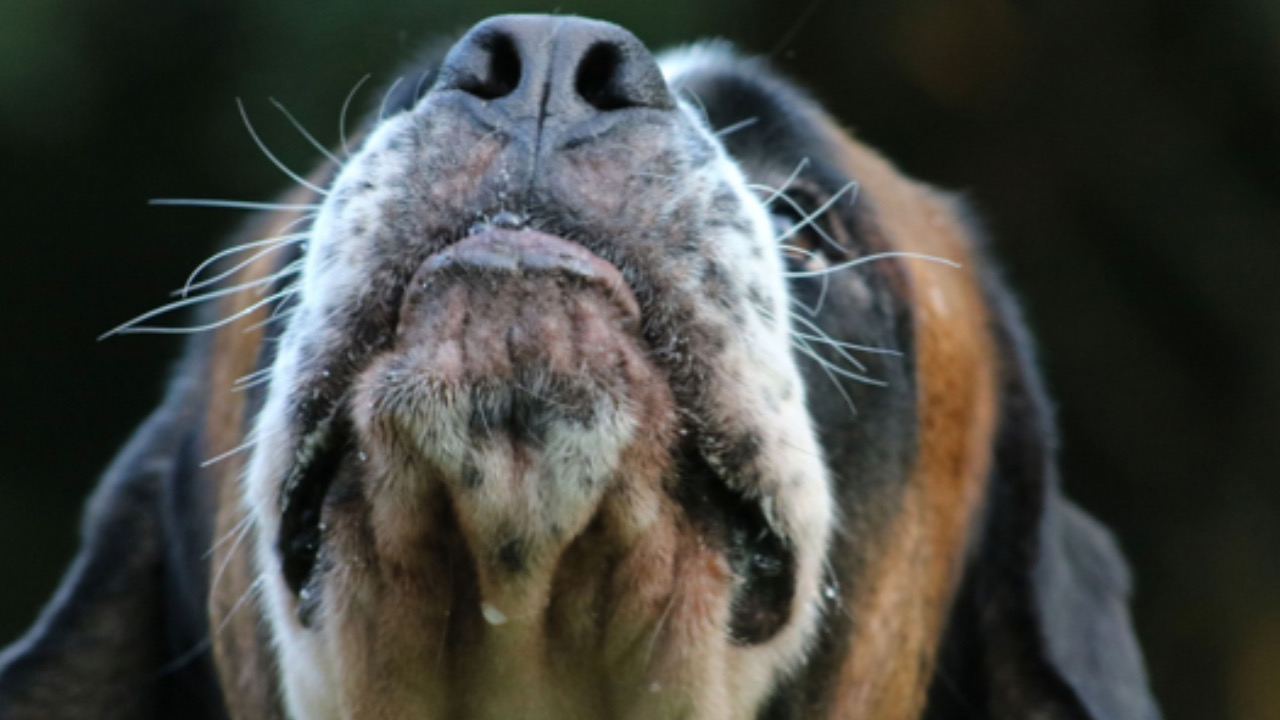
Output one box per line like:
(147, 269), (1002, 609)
(420, 229), (641, 324)
(277, 403), (352, 604)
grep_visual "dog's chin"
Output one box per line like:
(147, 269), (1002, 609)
(349, 229), (681, 624)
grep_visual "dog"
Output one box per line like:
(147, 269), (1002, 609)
(0, 14), (1161, 720)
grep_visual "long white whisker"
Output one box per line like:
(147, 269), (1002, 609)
(789, 332), (887, 387)
(106, 286), (300, 337)
(765, 304), (882, 375)
(786, 311), (903, 356)
(270, 98), (343, 167)
(340, 73), (372, 158)
(149, 198), (320, 211)
(784, 251), (961, 278)
(233, 372), (275, 392)
(237, 99), (329, 196)
(780, 317), (868, 373)
(180, 233), (307, 297)
(178, 218), (314, 298)
(102, 272), (291, 339)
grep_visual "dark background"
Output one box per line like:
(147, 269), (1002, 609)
(1, 0), (1277, 717)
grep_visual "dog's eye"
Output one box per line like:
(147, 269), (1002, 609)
(771, 209), (829, 273)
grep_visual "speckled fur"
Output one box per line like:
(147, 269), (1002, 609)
(242, 39), (831, 720)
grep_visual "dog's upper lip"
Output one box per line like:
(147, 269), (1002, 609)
(416, 228), (641, 324)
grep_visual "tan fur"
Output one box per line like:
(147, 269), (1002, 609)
(819, 123), (999, 718)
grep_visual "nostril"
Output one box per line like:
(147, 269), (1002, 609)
(575, 42), (635, 111)
(438, 16), (674, 117)
(455, 31), (522, 100)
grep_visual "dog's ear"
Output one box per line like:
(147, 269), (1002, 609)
(0, 375), (220, 720)
(931, 273), (1162, 720)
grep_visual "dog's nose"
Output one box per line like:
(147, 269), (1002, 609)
(436, 14), (674, 127)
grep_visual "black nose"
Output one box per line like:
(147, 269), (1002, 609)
(436, 14), (674, 126)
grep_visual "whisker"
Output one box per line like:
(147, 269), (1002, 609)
(781, 244), (834, 315)
(241, 300), (299, 335)
(233, 366), (275, 389)
(764, 304), (879, 375)
(784, 251), (961, 278)
(106, 286), (300, 338)
(205, 511), (254, 561)
(236, 99), (329, 196)
(167, 574), (268, 673)
(102, 272), (291, 339)
(789, 334), (859, 415)
(678, 87), (711, 126)
(714, 116), (759, 137)
(232, 375), (273, 393)
(814, 270), (832, 314)
(179, 233), (308, 297)
(787, 325), (867, 373)
(270, 98), (343, 167)
(178, 214), (314, 297)
(379, 76), (405, 122)
(774, 180), (858, 246)
(201, 436), (259, 469)
(151, 638), (213, 677)
(151, 522), (265, 677)
(786, 311), (903, 356)
(763, 188), (845, 256)
(149, 198), (320, 212)
(412, 67), (435, 106)
(754, 157), (810, 208)
(208, 514), (256, 596)
(340, 73), (372, 158)
(789, 332), (887, 388)
(254, 258), (305, 290)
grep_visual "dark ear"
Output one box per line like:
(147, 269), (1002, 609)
(0, 377), (220, 720)
(1033, 493), (1160, 719)
(930, 271), (1162, 720)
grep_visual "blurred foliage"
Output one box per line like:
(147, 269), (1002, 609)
(2, 0), (1279, 717)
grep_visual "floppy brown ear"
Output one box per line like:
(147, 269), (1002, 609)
(0, 372), (224, 720)
(928, 274), (1162, 720)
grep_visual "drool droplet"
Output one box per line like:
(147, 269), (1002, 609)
(481, 602), (508, 626)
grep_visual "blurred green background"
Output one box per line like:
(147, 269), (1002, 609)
(1, 0), (1278, 717)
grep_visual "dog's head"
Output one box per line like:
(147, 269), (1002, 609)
(0, 15), (1159, 720)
